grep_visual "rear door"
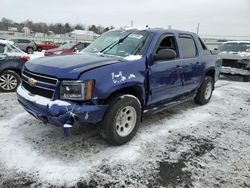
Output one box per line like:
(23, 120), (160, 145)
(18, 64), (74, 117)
(178, 34), (203, 93)
(148, 34), (183, 105)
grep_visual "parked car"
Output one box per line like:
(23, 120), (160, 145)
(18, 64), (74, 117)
(0, 40), (30, 92)
(218, 41), (250, 81)
(44, 42), (90, 56)
(17, 29), (221, 145)
(36, 41), (60, 52)
(11, 38), (36, 54)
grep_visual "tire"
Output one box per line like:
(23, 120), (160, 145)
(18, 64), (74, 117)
(0, 70), (21, 92)
(27, 47), (34, 54)
(194, 76), (214, 105)
(99, 94), (142, 145)
(243, 75), (250, 82)
(37, 47), (42, 52)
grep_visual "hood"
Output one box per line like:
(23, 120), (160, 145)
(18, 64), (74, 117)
(25, 53), (122, 79)
(219, 51), (250, 60)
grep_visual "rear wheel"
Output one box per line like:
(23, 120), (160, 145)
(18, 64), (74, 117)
(99, 94), (142, 145)
(27, 47), (34, 54)
(195, 76), (214, 105)
(0, 71), (21, 92)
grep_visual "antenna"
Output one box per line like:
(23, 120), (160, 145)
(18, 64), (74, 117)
(197, 23), (200, 34)
(131, 20), (134, 27)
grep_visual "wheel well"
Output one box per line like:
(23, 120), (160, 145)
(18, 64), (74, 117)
(205, 69), (215, 80)
(205, 69), (215, 89)
(105, 86), (143, 105)
(7, 69), (21, 76)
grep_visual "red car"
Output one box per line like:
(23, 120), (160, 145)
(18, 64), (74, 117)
(36, 41), (60, 52)
(44, 42), (90, 56)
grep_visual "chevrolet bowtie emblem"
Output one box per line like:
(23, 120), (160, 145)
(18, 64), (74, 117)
(27, 78), (37, 87)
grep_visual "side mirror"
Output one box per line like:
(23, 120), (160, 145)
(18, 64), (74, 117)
(153, 49), (177, 61)
(73, 47), (78, 52)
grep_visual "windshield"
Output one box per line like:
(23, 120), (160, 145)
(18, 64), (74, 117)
(219, 42), (250, 53)
(57, 43), (76, 50)
(82, 30), (150, 57)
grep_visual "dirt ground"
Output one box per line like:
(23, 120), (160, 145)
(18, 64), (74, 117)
(0, 77), (249, 188)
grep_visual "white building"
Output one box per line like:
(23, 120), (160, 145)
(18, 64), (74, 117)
(67, 30), (99, 42)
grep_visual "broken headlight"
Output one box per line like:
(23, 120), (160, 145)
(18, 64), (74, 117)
(60, 80), (94, 101)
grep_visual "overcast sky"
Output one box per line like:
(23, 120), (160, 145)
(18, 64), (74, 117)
(1, 0), (250, 37)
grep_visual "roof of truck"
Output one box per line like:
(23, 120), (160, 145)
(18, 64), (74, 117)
(124, 27), (197, 36)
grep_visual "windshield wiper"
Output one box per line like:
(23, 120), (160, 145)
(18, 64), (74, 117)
(99, 33), (131, 53)
(131, 36), (147, 55)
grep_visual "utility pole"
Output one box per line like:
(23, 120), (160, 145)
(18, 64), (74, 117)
(197, 23), (200, 34)
(131, 20), (134, 28)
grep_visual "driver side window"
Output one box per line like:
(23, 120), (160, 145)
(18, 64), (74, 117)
(156, 36), (179, 57)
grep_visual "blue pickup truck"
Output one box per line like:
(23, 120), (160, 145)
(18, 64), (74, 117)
(17, 28), (221, 145)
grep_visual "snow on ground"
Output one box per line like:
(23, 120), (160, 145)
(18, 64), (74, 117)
(0, 78), (249, 187)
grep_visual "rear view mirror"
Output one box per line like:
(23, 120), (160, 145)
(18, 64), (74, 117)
(153, 49), (177, 61)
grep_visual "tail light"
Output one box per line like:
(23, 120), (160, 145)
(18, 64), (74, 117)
(20, 56), (30, 61)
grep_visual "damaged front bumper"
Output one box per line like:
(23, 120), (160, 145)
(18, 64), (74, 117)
(220, 66), (250, 76)
(16, 86), (108, 127)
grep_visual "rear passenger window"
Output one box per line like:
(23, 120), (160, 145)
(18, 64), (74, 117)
(179, 36), (197, 58)
(19, 39), (30, 43)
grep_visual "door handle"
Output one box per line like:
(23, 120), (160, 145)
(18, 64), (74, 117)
(176, 65), (183, 71)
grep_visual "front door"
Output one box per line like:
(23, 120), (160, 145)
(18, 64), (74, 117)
(148, 34), (183, 106)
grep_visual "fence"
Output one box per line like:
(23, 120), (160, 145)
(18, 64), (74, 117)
(0, 30), (97, 44)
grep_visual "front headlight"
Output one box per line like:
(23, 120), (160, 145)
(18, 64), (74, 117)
(60, 80), (94, 101)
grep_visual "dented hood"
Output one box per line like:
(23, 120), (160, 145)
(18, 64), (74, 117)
(25, 53), (122, 79)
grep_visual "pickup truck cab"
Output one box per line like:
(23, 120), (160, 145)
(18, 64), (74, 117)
(17, 28), (221, 145)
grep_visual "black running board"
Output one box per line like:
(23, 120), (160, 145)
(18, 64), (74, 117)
(143, 94), (195, 115)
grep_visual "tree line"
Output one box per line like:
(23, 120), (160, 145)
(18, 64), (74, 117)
(0, 18), (114, 35)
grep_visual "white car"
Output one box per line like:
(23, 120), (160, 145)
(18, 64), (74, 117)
(218, 41), (250, 81)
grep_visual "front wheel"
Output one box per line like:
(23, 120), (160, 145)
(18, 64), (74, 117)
(99, 94), (142, 145)
(0, 70), (21, 92)
(194, 76), (214, 105)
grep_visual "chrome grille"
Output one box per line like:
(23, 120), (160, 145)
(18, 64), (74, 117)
(21, 69), (58, 99)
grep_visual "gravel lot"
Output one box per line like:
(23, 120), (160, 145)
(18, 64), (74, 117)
(0, 78), (249, 188)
